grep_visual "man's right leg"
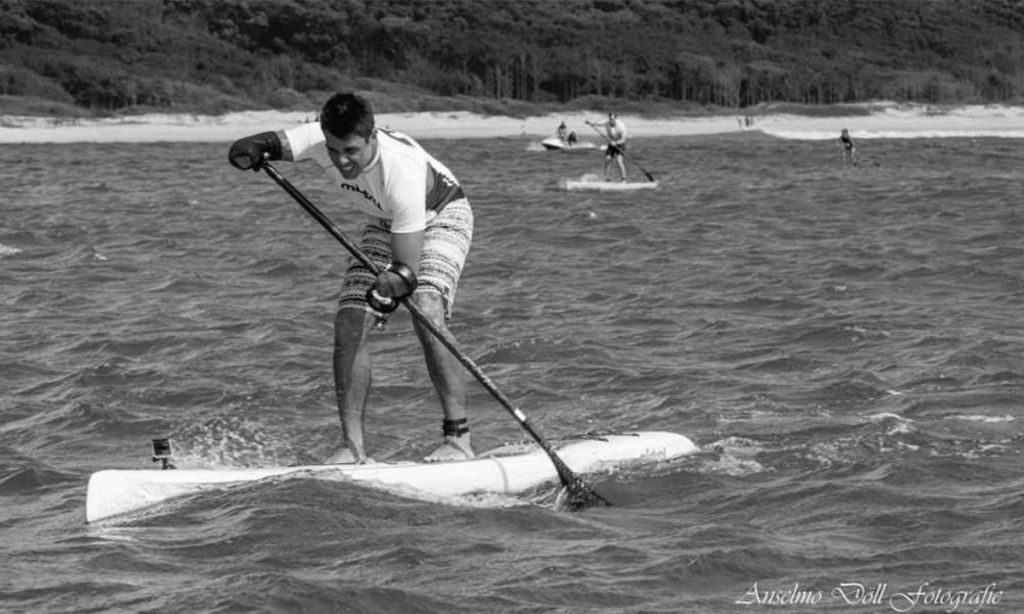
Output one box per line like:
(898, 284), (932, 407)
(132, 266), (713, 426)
(329, 307), (373, 463)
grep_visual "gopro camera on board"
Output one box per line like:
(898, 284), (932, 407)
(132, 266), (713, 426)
(151, 438), (176, 470)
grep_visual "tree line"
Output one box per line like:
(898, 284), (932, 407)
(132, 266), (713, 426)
(0, 0), (1022, 116)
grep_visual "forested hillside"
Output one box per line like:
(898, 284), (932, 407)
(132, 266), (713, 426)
(1, 0), (1022, 117)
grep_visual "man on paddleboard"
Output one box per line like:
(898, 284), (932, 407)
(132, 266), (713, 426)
(586, 112), (628, 181)
(227, 92), (474, 464)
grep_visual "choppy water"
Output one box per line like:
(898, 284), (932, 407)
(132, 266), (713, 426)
(2, 131), (1023, 613)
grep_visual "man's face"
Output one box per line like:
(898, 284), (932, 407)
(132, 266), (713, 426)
(325, 130), (376, 179)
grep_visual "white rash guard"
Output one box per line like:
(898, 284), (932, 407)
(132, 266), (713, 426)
(283, 123), (465, 233)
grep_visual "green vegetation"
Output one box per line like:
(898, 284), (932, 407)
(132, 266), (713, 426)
(1, 0), (1021, 117)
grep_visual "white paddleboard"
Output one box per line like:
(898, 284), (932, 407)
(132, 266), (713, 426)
(86, 431), (697, 522)
(561, 178), (659, 191)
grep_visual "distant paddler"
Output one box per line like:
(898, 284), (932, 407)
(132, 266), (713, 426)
(838, 128), (858, 166)
(586, 112), (628, 182)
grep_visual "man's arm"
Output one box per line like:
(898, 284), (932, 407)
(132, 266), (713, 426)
(390, 231), (424, 275)
(373, 230), (425, 298)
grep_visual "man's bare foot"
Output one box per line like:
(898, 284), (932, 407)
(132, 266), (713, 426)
(424, 435), (474, 462)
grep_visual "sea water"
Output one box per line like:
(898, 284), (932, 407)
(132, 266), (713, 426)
(1, 132), (1022, 613)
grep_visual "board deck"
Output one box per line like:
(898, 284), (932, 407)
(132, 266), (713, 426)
(562, 179), (659, 191)
(86, 431), (697, 522)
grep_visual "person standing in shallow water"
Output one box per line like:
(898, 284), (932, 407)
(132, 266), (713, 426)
(838, 128), (857, 166)
(227, 92), (474, 464)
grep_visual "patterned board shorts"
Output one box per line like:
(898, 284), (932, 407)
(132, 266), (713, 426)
(338, 197), (473, 318)
(605, 143), (626, 157)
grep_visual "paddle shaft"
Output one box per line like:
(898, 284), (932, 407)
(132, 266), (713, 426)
(587, 121), (655, 182)
(260, 163), (601, 506)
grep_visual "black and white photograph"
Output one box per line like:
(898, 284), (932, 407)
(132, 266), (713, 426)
(2, 1), (1022, 612)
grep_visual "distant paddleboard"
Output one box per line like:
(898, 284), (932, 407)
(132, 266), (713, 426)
(86, 431), (698, 522)
(561, 174), (659, 191)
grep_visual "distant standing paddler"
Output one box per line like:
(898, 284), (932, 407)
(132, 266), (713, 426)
(586, 112), (628, 182)
(838, 128), (857, 166)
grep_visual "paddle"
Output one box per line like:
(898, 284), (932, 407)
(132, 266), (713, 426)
(259, 162), (608, 511)
(586, 121), (656, 182)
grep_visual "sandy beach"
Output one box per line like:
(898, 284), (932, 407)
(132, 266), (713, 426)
(1, 103), (1023, 143)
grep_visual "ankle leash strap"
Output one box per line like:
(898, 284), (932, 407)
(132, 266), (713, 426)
(442, 418), (469, 437)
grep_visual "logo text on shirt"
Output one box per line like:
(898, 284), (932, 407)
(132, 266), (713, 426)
(339, 183), (383, 210)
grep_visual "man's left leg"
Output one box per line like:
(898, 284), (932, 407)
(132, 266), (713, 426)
(409, 198), (474, 462)
(412, 291), (473, 461)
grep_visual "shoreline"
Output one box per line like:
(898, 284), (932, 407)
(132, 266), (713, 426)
(1, 103), (1023, 143)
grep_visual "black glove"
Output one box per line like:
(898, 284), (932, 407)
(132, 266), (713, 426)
(228, 131), (282, 171)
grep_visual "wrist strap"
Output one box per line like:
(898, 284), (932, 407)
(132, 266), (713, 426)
(365, 288), (398, 313)
(386, 261), (418, 298)
(364, 261), (417, 314)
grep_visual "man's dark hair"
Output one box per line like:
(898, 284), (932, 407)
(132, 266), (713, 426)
(320, 92), (375, 140)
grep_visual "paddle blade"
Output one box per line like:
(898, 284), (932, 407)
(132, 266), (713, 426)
(541, 446), (606, 511)
(553, 473), (611, 512)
